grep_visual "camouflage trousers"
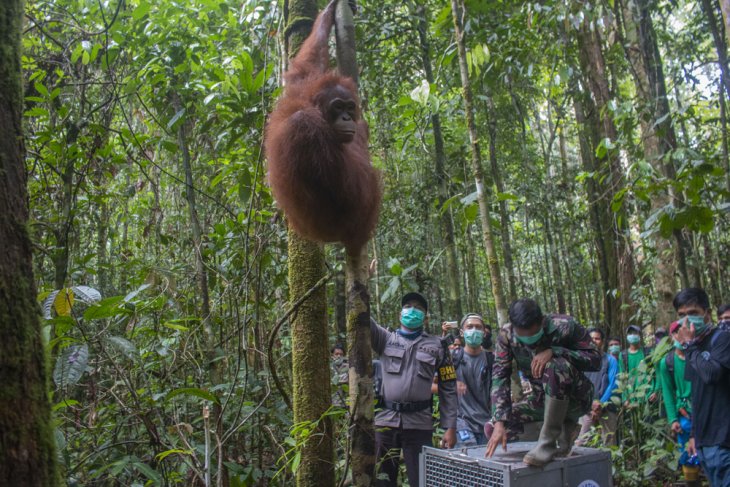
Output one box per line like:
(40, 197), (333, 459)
(502, 357), (593, 440)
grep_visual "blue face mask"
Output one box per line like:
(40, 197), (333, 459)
(608, 344), (621, 355)
(463, 329), (484, 347)
(401, 307), (425, 329)
(686, 315), (708, 333)
(515, 328), (544, 346)
(627, 334), (640, 345)
(673, 340), (682, 349)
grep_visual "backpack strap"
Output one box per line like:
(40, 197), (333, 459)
(482, 351), (494, 387)
(452, 347), (464, 370)
(665, 349), (675, 376)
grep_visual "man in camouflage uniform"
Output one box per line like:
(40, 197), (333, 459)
(485, 298), (600, 466)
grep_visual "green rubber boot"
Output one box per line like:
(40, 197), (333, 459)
(523, 396), (569, 467)
(556, 415), (580, 457)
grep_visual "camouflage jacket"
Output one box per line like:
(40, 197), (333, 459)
(490, 314), (601, 422)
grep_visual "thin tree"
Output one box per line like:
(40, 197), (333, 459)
(450, 0), (508, 323)
(413, 3), (463, 317)
(0, 0), (58, 484)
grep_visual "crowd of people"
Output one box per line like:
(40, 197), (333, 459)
(330, 287), (730, 487)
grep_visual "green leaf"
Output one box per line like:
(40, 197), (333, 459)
(132, 3), (151, 20)
(463, 203), (479, 223)
(290, 451), (301, 473)
(163, 321), (190, 332)
(381, 277), (401, 303)
(166, 388), (220, 404)
(167, 108), (186, 131)
(71, 44), (84, 63)
(34, 81), (49, 97)
(52, 399), (80, 411)
(105, 335), (138, 361)
(53, 343), (89, 388)
(83, 296), (125, 320)
(496, 192), (519, 202)
(156, 449), (192, 462)
(25, 106), (49, 118)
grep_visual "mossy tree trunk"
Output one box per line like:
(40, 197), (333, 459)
(283, 1), (334, 486)
(617, 0), (687, 330)
(0, 1), (58, 484)
(574, 11), (637, 332)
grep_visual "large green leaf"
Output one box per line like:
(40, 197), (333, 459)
(105, 335), (138, 361)
(53, 343), (89, 388)
(83, 296), (126, 320)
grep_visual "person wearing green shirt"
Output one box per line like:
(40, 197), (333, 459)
(619, 324), (658, 405)
(659, 320), (695, 487)
(658, 322), (692, 435)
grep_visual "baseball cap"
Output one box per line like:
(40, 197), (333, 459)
(626, 324), (642, 334)
(401, 292), (428, 312)
(669, 321), (681, 334)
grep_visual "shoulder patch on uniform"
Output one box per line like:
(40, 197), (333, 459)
(439, 364), (456, 382)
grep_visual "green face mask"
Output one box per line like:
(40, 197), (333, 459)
(608, 344), (621, 355)
(515, 327), (544, 345)
(463, 329), (484, 347)
(626, 334), (640, 345)
(400, 307), (425, 329)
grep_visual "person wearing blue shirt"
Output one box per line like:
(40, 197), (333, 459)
(576, 327), (619, 446)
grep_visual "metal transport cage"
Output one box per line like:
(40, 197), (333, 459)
(420, 442), (612, 487)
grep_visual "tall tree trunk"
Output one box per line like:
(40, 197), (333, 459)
(485, 98), (517, 302)
(719, 0), (730, 48)
(334, 251), (347, 340)
(617, 0), (684, 329)
(701, 0), (730, 191)
(720, 79), (730, 192)
(544, 216), (566, 313)
(283, 1), (335, 485)
(557, 128), (577, 314)
(574, 14), (636, 330)
(0, 1), (58, 483)
(53, 140), (76, 289)
(414, 4), (462, 317)
(572, 89), (621, 332)
(336, 3), (375, 484)
(451, 0), (508, 324)
(703, 0), (730, 96)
